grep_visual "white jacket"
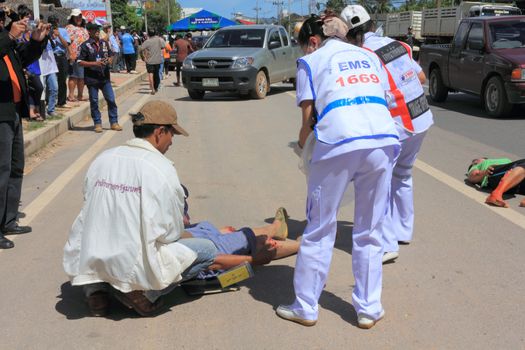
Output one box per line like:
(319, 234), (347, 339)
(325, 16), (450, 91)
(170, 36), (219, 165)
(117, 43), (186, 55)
(63, 138), (197, 292)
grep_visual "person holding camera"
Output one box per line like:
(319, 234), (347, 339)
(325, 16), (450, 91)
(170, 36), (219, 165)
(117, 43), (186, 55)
(0, 11), (50, 249)
(77, 22), (121, 133)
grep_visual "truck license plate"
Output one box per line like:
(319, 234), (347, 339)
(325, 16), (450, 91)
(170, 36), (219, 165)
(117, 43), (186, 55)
(202, 78), (219, 87)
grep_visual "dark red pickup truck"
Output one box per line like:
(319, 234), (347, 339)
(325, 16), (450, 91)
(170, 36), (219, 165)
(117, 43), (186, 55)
(419, 16), (525, 117)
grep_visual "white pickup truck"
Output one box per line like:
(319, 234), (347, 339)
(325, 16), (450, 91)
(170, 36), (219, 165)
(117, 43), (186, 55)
(181, 25), (302, 100)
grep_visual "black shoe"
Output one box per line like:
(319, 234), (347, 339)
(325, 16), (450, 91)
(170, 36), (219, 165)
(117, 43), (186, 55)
(3, 225), (32, 235)
(0, 235), (14, 249)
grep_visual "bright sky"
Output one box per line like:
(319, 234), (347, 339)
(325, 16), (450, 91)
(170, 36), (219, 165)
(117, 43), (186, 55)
(177, 0), (310, 19)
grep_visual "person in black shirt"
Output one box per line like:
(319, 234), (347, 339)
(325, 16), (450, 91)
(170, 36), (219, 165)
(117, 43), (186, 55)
(0, 14), (49, 249)
(78, 22), (121, 133)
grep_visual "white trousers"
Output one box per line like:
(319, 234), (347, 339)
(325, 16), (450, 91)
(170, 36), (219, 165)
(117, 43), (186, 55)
(382, 131), (427, 253)
(291, 145), (397, 320)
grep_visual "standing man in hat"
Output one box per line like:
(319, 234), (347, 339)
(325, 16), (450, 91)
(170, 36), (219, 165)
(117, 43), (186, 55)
(78, 22), (121, 133)
(0, 16), (50, 248)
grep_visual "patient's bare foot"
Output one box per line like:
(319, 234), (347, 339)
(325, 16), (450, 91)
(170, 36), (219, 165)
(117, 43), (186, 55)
(485, 194), (509, 208)
(519, 198), (525, 207)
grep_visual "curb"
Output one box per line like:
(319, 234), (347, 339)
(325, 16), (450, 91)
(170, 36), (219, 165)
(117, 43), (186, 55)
(23, 71), (147, 157)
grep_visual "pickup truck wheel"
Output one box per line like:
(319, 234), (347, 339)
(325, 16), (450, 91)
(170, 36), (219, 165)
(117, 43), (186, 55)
(484, 76), (512, 118)
(429, 68), (448, 102)
(188, 89), (205, 100)
(250, 71), (268, 99)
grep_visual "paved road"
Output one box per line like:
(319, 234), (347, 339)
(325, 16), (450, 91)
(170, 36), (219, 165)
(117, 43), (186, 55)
(1, 76), (524, 349)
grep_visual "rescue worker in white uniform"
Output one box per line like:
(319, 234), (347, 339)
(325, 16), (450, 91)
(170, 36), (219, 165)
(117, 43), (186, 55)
(275, 15), (400, 329)
(342, 5), (434, 262)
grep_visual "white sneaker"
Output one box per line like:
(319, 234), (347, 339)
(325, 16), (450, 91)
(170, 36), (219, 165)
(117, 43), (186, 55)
(276, 305), (317, 326)
(358, 309), (385, 329)
(382, 251), (399, 264)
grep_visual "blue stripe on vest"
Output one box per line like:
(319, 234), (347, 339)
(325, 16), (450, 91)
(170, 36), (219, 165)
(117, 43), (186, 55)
(317, 96), (388, 122)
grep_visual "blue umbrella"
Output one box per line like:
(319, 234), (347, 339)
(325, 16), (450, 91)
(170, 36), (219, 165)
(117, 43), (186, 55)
(169, 9), (237, 31)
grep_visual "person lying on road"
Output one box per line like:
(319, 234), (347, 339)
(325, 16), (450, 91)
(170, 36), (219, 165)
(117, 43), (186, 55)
(467, 157), (525, 208)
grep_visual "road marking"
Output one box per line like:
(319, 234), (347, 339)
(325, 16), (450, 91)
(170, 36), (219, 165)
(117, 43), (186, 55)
(284, 90), (525, 229)
(10, 94), (151, 244)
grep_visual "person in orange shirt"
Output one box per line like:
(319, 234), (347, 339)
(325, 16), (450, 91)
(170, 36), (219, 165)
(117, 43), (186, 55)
(163, 40), (172, 79)
(0, 14), (50, 249)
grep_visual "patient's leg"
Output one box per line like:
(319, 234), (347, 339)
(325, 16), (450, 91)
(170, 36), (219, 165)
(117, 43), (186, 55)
(486, 167), (525, 207)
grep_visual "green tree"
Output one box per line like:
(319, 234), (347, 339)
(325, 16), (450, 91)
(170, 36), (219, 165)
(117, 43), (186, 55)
(145, 0), (182, 33)
(324, 0), (347, 13)
(111, 0), (143, 30)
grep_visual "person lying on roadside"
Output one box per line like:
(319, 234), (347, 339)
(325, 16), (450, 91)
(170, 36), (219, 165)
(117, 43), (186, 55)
(466, 157), (525, 208)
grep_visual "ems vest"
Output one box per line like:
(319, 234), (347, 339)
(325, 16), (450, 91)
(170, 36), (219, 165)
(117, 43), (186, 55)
(299, 39), (399, 145)
(363, 34), (433, 136)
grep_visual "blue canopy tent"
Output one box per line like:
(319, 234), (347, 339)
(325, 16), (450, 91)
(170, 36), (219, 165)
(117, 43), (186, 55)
(169, 10), (237, 31)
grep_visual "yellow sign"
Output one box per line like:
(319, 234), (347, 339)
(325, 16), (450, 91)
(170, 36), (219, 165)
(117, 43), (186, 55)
(217, 262), (254, 288)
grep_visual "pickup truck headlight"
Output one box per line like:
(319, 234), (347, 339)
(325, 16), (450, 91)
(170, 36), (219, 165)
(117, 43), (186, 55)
(511, 68), (525, 81)
(231, 57), (254, 69)
(183, 58), (195, 69)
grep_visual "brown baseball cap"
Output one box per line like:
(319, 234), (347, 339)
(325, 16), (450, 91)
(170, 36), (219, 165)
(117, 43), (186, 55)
(132, 100), (189, 136)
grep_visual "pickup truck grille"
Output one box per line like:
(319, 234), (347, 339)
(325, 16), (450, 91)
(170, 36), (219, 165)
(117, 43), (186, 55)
(193, 58), (234, 69)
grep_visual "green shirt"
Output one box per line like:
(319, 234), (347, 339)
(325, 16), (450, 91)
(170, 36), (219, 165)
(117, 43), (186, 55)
(469, 158), (511, 187)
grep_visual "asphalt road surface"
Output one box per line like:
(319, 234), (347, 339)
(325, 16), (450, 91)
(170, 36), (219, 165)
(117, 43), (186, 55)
(1, 76), (524, 349)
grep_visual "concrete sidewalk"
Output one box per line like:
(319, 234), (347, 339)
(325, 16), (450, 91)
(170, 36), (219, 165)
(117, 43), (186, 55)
(23, 62), (148, 157)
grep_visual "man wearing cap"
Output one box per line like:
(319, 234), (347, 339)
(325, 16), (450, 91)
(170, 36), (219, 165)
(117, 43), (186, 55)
(78, 22), (121, 133)
(64, 100), (221, 316)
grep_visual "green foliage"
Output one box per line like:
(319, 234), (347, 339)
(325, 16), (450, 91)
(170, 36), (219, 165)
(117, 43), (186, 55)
(145, 0), (182, 33)
(324, 0), (347, 13)
(111, 0), (143, 31)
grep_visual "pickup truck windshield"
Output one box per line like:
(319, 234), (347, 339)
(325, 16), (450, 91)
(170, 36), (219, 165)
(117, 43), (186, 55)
(206, 29), (266, 48)
(490, 20), (525, 49)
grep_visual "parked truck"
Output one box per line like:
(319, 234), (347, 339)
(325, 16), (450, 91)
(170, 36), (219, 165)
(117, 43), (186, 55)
(181, 25), (302, 100)
(419, 16), (525, 117)
(385, 11), (423, 41)
(421, 1), (521, 43)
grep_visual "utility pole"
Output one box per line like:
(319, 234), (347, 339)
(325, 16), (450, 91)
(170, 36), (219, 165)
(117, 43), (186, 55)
(167, 0), (170, 31)
(105, 0), (113, 26)
(32, 0), (39, 19)
(143, 0), (148, 32)
(254, 0), (261, 24)
(272, 1), (284, 24)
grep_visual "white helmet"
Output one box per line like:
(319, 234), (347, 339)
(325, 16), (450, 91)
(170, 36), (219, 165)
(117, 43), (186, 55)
(340, 5), (371, 30)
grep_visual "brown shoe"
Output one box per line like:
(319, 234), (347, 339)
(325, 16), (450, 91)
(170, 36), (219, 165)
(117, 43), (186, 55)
(110, 123), (123, 131)
(113, 290), (165, 317)
(87, 291), (110, 317)
(94, 124), (103, 133)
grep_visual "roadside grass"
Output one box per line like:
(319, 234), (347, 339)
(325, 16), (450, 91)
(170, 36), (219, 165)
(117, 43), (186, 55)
(23, 113), (65, 132)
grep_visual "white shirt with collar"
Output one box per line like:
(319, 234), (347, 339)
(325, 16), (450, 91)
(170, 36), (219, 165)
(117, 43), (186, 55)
(63, 138), (197, 292)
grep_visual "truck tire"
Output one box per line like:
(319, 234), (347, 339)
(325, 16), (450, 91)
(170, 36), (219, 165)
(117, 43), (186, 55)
(429, 68), (448, 102)
(250, 70), (268, 99)
(483, 76), (513, 118)
(188, 89), (205, 100)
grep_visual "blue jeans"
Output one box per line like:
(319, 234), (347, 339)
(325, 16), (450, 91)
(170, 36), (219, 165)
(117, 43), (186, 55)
(83, 238), (218, 300)
(87, 80), (118, 125)
(45, 73), (58, 114)
(159, 61), (164, 81)
(144, 238), (218, 302)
